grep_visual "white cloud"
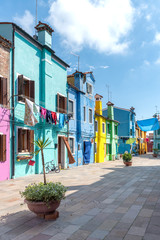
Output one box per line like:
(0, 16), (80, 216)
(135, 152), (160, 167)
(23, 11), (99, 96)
(155, 57), (160, 65)
(100, 65), (109, 69)
(144, 60), (150, 66)
(153, 32), (160, 44)
(146, 14), (151, 21)
(13, 10), (34, 35)
(47, 0), (135, 54)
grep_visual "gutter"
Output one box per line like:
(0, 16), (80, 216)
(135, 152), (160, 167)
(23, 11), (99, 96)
(11, 25), (15, 178)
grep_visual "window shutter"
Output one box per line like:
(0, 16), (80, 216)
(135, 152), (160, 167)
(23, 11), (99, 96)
(57, 93), (60, 112)
(64, 97), (67, 114)
(18, 75), (24, 102)
(29, 80), (35, 102)
(0, 77), (7, 105)
(0, 135), (2, 161)
(28, 130), (34, 153)
(18, 128), (22, 152)
(2, 135), (6, 162)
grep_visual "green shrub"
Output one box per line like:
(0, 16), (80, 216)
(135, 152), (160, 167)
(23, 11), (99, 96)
(122, 153), (132, 162)
(20, 182), (67, 203)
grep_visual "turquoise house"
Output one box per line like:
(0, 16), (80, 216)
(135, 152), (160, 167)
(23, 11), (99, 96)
(0, 22), (70, 178)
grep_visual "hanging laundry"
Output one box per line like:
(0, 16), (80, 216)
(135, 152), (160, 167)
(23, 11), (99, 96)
(46, 110), (54, 124)
(51, 112), (57, 125)
(64, 114), (69, 123)
(40, 107), (47, 120)
(24, 99), (38, 126)
(59, 114), (64, 128)
(33, 103), (39, 115)
(56, 113), (60, 123)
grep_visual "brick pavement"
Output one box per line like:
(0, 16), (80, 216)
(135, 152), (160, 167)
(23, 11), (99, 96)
(0, 154), (160, 240)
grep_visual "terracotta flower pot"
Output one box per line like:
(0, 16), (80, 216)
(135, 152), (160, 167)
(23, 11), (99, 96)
(24, 199), (60, 215)
(123, 161), (132, 166)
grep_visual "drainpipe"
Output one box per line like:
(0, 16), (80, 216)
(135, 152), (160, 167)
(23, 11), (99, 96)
(11, 25), (15, 178)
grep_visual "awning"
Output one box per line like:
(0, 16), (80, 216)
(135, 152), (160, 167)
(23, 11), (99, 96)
(126, 138), (136, 144)
(62, 137), (75, 164)
(137, 118), (159, 131)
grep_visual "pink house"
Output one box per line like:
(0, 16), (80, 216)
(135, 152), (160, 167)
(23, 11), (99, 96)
(0, 35), (11, 181)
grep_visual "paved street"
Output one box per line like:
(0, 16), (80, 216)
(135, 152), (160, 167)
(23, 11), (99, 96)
(0, 154), (160, 240)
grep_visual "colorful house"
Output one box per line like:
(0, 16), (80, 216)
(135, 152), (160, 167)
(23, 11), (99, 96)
(0, 35), (11, 181)
(103, 106), (136, 154)
(0, 21), (71, 179)
(95, 95), (119, 162)
(135, 123), (147, 154)
(67, 71), (95, 166)
(153, 121), (160, 151)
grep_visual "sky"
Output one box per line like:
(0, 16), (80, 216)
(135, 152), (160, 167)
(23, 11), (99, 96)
(0, 0), (160, 120)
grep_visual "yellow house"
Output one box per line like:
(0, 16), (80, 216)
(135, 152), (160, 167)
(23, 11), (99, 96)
(136, 123), (147, 154)
(95, 94), (107, 163)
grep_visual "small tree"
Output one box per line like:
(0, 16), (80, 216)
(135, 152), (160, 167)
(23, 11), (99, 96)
(33, 138), (51, 185)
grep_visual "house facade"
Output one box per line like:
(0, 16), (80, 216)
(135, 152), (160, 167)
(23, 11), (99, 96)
(135, 123), (147, 154)
(95, 95), (119, 163)
(0, 35), (11, 181)
(0, 22), (71, 179)
(153, 122), (160, 151)
(67, 71), (95, 166)
(103, 106), (136, 154)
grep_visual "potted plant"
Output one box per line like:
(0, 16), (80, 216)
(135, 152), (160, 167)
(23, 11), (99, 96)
(123, 152), (132, 166)
(20, 138), (67, 220)
(153, 148), (159, 157)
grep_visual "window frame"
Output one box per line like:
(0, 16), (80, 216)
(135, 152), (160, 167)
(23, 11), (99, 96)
(89, 108), (93, 124)
(95, 142), (97, 154)
(17, 127), (34, 154)
(95, 120), (98, 132)
(0, 77), (8, 106)
(69, 136), (75, 154)
(57, 93), (67, 114)
(68, 99), (74, 119)
(83, 106), (86, 122)
(107, 123), (110, 135)
(0, 134), (6, 162)
(86, 83), (93, 95)
(17, 74), (35, 103)
(102, 122), (105, 134)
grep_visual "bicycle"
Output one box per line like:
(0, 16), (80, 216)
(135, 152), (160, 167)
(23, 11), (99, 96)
(45, 160), (60, 174)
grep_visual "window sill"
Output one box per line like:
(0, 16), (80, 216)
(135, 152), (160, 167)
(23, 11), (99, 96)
(17, 153), (33, 160)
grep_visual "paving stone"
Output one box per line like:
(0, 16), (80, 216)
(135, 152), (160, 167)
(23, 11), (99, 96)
(29, 233), (52, 240)
(128, 226), (146, 236)
(88, 229), (109, 239)
(144, 233), (160, 240)
(139, 208), (153, 217)
(123, 234), (143, 240)
(67, 230), (91, 240)
(62, 225), (80, 234)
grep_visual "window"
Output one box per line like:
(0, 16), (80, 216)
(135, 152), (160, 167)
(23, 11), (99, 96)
(158, 143), (160, 150)
(83, 106), (86, 122)
(57, 93), (67, 113)
(107, 123), (110, 134)
(68, 100), (74, 119)
(78, 144), (81, 150)
(0, 77), (7, 105)
(130, 129), (133, 136)
(102, 122), (105, 133)
(107, 144), (111, 154)
(0, 134), (6, 162)
(158, 129), (160, 135)
(95, 142), (97, 153)
(115, 125), (118, 135)
(18, 128), (34, 153)
(86, 83), (92, 94)
(89, 109), (93, 123)
(18, 75), (35, 102)
(95, 121), (98, 132)
(69, 137), (75, 154)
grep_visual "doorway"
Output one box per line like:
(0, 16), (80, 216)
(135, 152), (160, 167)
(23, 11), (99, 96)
(58, 136), (65, 169)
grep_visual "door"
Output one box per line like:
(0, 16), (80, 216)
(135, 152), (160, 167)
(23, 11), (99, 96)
(104, 143), (106, 160)
(58, 136), (65, 169)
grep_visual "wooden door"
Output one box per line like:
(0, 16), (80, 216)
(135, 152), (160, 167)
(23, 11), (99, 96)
(58, 137), (61, 164)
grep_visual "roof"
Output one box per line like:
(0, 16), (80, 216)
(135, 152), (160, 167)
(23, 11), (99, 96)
(35, 21), (54, 34)
(103, 106), (133, 112)
(95, 93), (103, 99)
(95, 113), (120, 124)
(0, 22), (69, 68)
(107, 101), (114, 106)
(0, 35), (11, 48)
(68, 70), (95, 81)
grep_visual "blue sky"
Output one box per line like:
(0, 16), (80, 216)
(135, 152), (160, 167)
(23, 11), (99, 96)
(1, 0), (160, 120)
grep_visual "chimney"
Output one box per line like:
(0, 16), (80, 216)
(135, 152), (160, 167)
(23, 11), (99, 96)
(107, 101), (114, 120)
(35, 21), (54, 48)
(95, 94), (103, 115)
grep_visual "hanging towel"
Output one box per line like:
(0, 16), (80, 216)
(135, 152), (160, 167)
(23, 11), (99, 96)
(24, 99), (38, 126)
(51, 112), (57, 125)
(46, 110), (53, 124)
(83, 141), (92, 164)
(56, 113), (60, 122)
(40, 107), (47, 120)
(59, 114), (64, 128)
(64, 114), (69, 123)
(137, 118), (160, 131)
(33, 103), (39, 115)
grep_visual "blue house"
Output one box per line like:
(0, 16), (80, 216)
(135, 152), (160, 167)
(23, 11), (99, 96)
(0, 21), (72, 179)
(103, 106), (136, 154)
(67, 71), (95, 166)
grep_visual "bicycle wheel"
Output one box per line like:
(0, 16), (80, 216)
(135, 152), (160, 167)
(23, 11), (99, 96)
(55, 166), (60, 173)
